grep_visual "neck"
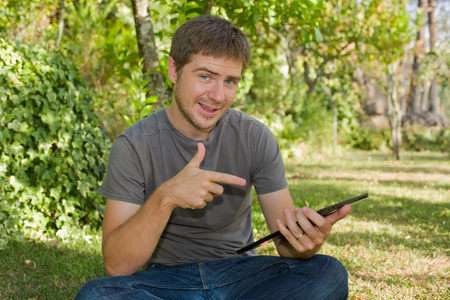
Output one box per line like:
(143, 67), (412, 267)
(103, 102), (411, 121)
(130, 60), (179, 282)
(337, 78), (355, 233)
(166, 104), (212, 140)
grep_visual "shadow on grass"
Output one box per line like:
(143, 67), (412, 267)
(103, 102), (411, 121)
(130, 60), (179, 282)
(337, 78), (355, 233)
(0, 237), (107, 300)
(296, 162), (450, 176)
(353, 196), (450, 231)
(341, 151), (449, 162)
(352, 164), (450, 176)
(288, 151), (450, 176)
(289, 173), (450, 191)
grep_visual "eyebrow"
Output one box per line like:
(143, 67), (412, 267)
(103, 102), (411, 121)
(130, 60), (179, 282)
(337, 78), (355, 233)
(193, 67), (242, 82)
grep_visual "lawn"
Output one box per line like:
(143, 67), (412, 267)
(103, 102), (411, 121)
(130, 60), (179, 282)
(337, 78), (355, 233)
(1, 151), (449, 299)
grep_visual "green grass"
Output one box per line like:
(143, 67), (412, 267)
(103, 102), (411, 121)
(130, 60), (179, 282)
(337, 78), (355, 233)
(254, 151), (450, 299)
(0, 232), (107, 299)
(1, 151), (449, 299)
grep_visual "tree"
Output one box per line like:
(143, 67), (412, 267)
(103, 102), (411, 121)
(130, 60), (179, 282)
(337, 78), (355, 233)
(361, 0), (414, 160)
(131, 0), (167, 111)
(427, 0), (441, 121)
(128, 0), (328, 121)
(265, 1), (414, 154)
(386, 58), (409, 160)
(409, 0), (428, 115)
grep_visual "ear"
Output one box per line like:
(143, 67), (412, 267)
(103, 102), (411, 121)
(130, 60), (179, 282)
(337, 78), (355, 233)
(167, 57), (177, 84)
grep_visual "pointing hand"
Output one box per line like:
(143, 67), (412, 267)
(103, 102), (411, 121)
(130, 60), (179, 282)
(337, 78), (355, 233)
(161, 142), (246, 209)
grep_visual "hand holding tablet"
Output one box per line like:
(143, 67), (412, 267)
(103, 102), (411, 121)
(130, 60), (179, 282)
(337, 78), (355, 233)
(237, 193), (369, 254)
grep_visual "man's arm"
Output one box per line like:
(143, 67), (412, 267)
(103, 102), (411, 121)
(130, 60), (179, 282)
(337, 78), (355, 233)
(258, 187), (351, 259)
(102, 196), (171, 276)
(101, 143), (246, 276)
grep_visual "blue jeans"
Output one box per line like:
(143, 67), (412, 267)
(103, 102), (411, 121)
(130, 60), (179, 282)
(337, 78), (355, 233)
(76, 255), (348, 300)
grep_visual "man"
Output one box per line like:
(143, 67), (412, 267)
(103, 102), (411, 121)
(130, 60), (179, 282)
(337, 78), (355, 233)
(76, 15), (351, 299)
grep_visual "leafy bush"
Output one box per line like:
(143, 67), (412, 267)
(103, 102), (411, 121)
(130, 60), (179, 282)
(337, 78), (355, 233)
(0, 39), (110, 249)
(403, 127), (450, 155)
(344, 126), (391, 151)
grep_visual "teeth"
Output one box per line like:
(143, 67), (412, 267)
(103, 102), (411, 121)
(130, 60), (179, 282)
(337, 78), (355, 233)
(200, 103), (217, 111)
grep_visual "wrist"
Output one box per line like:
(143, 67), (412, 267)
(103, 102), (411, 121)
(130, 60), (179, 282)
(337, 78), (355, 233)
(152, 182), (177, 211)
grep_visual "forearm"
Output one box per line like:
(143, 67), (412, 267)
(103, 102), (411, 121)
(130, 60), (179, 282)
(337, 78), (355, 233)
(102, 189), (173, 276)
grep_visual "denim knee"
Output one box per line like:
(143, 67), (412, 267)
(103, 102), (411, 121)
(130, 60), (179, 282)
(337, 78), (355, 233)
(317, 255), (348, 299)
(75, 279), (97, 300)
(75, 277), (125, 300)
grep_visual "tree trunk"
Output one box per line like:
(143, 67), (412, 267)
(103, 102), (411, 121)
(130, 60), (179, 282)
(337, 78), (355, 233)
(421, 82), (429, 112)
(131, 0), (166, 111)
(333, 100), (338, 152)
(428, 81), (439, 114)
(386, 63), (402, 161)
(427, 0), (440, 119)
(320, 83), (338, 153)
(410, 0), (428, 115)
(202, 0), (215, 15)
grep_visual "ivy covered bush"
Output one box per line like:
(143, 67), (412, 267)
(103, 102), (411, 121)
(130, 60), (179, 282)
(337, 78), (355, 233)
(0, 39), (110, 249)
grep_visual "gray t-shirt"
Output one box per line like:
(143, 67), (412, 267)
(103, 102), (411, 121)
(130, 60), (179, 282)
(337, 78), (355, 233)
(99, 108), (288, 266)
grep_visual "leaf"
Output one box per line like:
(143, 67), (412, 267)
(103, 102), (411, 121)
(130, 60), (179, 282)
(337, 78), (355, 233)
(314, 27), (323, 43)
(301, 28), (310, 44)
(252, 7), (261, 24)
(24, 259), (36, 269)
(140, 105), (153, 119)
(119, 68), (132, 79)
(145, 95), (159, 105)
(242, 0), (252, 7)
(179, 13), (186, 24)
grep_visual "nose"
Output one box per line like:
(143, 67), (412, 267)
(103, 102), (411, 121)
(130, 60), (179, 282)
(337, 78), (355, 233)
(207, 81), (225, 103)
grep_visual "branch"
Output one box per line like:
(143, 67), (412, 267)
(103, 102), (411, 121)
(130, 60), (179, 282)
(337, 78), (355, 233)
(56, 0), (65, 48)
(303, 61), (317, 94)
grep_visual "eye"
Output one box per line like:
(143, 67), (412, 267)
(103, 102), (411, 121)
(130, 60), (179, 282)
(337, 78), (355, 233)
(225, 80), (235, 85)
(201, 75), (210, 80)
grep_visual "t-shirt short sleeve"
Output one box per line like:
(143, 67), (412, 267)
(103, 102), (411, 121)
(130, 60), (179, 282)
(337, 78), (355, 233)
(98, 136), (146, 205)
(250, 125), (288, 195)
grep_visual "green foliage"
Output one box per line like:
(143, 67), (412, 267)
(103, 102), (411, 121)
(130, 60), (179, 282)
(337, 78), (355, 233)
(62, 0), (141, 139)
(403, 127), (450, 155)
(360, 0), (414, 64)
(0, 0), (58, 43)
(217, 0), (327, 37)
(345, 127), (391, 151)
(122, 61), (161, 127)
(3, 0), (444, 156)
(0, 39), (110, 249)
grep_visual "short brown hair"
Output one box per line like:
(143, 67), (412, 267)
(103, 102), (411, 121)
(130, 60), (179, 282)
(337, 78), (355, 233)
(169, 15), (251, 74)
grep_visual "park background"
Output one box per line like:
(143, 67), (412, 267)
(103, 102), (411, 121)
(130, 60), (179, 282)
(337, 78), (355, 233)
(0, 0), (449, 299)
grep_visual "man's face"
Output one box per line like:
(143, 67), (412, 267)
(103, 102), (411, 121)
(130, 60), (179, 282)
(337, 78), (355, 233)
(167, 54), (243, 140)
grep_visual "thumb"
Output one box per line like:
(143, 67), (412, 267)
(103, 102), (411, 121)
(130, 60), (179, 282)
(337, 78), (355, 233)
(325, 205), (351, 225)
(188, 142), (205, 169)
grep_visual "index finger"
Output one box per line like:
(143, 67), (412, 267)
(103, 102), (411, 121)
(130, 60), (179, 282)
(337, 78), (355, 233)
(205, 170), (246, 186)
(300, 207), (330, 234)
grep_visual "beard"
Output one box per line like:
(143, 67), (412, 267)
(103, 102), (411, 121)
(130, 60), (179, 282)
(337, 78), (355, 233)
(173, 82), (227, 134)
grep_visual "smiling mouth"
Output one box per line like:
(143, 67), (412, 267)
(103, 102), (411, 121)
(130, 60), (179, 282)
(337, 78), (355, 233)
(199, 103), (219, 114)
